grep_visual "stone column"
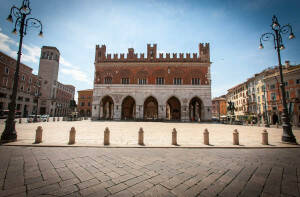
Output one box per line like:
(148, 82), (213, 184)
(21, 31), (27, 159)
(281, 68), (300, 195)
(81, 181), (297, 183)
(99, 105), (103, 119)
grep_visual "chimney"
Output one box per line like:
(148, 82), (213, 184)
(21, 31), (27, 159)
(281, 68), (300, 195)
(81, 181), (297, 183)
(285, 60), (290, 68)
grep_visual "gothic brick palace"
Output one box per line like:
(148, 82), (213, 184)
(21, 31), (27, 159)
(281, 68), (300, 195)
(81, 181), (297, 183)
(92, 43), (212, 121)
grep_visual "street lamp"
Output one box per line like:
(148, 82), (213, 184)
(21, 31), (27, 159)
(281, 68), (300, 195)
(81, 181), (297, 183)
(1, 0), (43, 142)
(259, 15), (296, 144)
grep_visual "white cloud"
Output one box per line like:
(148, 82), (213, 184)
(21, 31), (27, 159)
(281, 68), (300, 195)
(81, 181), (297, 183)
(0, 29), (41, 64)
(61, 67), (89, 83)
(60, 57), (74, 68)
(0, 31), (17, 57)
(22, 44), (41, 63)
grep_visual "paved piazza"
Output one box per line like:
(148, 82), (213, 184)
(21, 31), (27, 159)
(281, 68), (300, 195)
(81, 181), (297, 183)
(0, 146), (299, 197)
(0, 120), (300, 147)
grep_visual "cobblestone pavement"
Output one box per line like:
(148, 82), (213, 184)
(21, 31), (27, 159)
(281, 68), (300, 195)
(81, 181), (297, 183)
(1, 121), (299, 147)
(0, 146), (299, 197)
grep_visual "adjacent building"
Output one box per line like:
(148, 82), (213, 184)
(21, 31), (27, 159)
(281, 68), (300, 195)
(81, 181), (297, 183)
(92, 43), (212, 121)
(226, 82), (248, 120)
(264, 62), (300, 126)
(77, 89), (93, 117)
(0, 51), (41, 117)
(225, 60), (299, 126)
(212, 95), (227, 120)
(38, 46), (75, 116)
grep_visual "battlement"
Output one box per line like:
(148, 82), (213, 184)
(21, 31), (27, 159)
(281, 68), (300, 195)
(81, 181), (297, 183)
(95, 43), (210, 63)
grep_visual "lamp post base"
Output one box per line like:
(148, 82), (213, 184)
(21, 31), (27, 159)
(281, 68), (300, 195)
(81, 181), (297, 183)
(282, 135), (297, 144)
(1, 121), (17, 143)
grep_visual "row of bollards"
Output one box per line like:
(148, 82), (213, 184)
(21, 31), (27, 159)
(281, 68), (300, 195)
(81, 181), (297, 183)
(34, 127), (270, 146)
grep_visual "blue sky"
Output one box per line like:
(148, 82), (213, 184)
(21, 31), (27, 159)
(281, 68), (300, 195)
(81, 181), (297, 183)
(0, 0), (300, 100)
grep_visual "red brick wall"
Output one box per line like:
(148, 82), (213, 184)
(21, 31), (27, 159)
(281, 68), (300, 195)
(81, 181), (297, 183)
(95, 65), (209, 85)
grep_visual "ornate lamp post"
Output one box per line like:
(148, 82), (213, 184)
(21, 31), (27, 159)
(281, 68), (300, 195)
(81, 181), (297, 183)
(259, 15), (296, 144)
(1, 0), (43, 142)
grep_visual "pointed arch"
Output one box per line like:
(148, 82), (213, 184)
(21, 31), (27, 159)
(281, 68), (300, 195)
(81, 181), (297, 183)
(121, 96), (136, 120)
(166, 96), (181, 120)
(144, 96), (158, 120)
(189, 97), (203, 122)
(100, 95), (114, 120)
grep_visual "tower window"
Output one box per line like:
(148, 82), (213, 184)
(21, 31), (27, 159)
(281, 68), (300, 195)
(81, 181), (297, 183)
(5, 67), (9, 74)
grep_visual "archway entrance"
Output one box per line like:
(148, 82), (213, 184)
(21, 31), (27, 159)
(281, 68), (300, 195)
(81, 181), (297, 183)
(189, 97), (202, 122)
(166, 97), (181, 120)
(144, 96), (158, 120)
(101, 96), (114, 120)
(122, 96), (136, 120)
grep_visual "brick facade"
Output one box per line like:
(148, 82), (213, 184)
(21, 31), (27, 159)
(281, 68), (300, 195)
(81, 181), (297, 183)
(92, 43), (212, 121)
(265, 63), (300, 126)
(78, 89), (93, 117)
(0, 51), (41, 117)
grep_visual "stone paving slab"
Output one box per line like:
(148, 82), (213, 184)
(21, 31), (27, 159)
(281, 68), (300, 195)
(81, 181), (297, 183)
(0, 121), (300, 147)
(0, 146), (299, 196)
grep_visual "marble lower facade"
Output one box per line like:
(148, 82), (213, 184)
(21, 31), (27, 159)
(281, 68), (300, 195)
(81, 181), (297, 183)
(92, 84), (212, 122)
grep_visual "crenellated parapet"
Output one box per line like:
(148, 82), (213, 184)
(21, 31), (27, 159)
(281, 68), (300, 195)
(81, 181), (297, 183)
(95, 43), (210, 63)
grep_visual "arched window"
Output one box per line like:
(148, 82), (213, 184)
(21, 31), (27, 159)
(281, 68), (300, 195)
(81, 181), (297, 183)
(104, 77), (112, 84)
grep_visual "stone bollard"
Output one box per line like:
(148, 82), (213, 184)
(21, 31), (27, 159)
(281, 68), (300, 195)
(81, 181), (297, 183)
(47, 117), (49, 122)
(262, 129), (268, 145)
(251, 122), (253, 126)
(19, 118), (22, 124)
(53, 117), (56, 122)
(172, 128), (177, 145)
(104, 127), (110, 145)
(57, 117), (60, 121)
(68, 127), (76, 145)
(257, 122), (260, 127)
(35, 126), (43, 143)
(233, 129), (239, 145)
(246, 121), (248, 126)
(138, 127), (144, 145)
(203, 128), (209, 145)
(276, 123), (279, 128)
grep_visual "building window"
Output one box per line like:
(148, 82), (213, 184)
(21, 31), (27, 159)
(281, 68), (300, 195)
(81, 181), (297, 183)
(3, 78), (8, 87)
(286, 91), (290, 99)
(121, 78), (129, 84)
(271, 93), (276, 101)
(296, 79), (300, 84)
(270, 84), (275, 90)
(192, 78), (200, 85)
(27, 87), (31, 93)
(138, 78), (147, 85)
(29, 78), (32, 83)
(173, 78), (182, 85)
(25, 98), (30, 102)
(81, 102), (85, 106)
(88, 102), (90, 106)
(22, 75), (25, 81)
(156, 77), (164, 85)
(104, 77), (112, 84)
(284, 81), (288, 86)
(5, 67), (9, 74)
(21, 85), (24, 91)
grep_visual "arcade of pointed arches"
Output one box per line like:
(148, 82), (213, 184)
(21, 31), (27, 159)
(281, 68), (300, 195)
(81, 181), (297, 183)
(98, 95), (204, 121)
